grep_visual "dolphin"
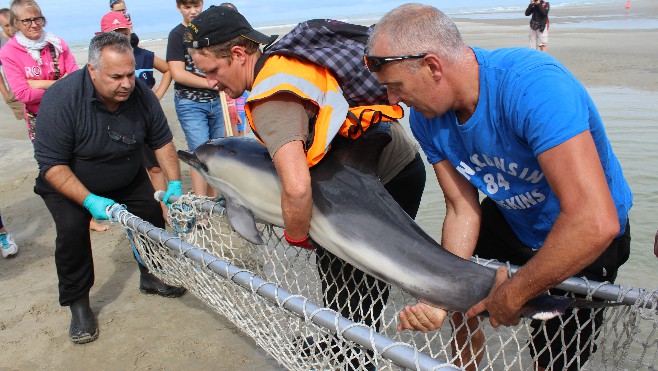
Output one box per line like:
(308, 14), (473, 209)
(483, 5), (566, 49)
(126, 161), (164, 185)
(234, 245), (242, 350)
(178, 128), (591, 317)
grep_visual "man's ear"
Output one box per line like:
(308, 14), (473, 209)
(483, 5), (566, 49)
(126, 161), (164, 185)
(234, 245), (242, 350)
(87, 64), (96, 80)
(231, 45), (248, 64)
(423, 54), (443, 82)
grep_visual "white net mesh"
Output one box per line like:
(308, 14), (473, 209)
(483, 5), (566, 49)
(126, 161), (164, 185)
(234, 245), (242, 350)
(111, 195), (658, 370)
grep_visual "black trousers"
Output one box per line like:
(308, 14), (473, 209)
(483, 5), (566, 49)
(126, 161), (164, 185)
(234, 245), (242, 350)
(475, 197), (631, 371)
(36, 168), (164, 306)
(315, 153), (426, 330)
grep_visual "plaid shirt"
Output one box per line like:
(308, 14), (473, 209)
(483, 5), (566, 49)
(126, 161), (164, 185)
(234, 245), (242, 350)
(264, 19), (389, 108)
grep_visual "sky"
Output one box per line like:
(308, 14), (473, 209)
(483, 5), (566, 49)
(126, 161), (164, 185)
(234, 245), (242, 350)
(30, 0), (610, 44)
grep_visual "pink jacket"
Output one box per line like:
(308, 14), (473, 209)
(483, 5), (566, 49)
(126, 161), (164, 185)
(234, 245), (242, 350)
(0, 36), (78, 114)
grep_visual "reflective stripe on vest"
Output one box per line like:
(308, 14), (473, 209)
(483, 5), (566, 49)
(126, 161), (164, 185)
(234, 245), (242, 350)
(246, 55), (403, 167)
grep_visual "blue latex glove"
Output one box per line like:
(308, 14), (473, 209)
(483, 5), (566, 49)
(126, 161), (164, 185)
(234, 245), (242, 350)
(83, 193), (116, 221)
(163, 180), (183, 207)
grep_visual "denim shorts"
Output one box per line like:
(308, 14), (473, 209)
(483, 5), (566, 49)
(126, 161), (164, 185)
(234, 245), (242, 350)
(174, 93), (225, 150)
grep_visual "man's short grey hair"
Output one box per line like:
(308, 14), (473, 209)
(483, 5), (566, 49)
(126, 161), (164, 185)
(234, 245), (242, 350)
(88, 32), (133, 70)
(368, 3), (465, 65)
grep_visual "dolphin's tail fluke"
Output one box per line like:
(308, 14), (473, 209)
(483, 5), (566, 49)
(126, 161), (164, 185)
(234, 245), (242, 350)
(178, 150), (208, 172)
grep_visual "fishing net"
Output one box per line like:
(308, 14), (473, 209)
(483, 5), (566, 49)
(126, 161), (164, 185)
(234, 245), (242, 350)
(111, 195), (658, 370)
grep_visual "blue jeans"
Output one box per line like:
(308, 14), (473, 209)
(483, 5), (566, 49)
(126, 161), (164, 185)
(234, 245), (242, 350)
(174, 93), (225, 150)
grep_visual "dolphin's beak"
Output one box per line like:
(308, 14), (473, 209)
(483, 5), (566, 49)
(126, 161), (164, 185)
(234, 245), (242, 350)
(178, 150), (208, 172)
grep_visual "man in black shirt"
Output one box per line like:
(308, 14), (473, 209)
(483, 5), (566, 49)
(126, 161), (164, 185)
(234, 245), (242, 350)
(33, 32), (185, 344)
(525, 0), (550, 52)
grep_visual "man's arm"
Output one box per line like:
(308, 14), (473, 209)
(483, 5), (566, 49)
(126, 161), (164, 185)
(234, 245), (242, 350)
(467, 130), (619, 327)
(398, 160), (480, 332)
(153, 141), (181, 182)
(437, 160), (482, 259)
(272, 140), (313, 240)
(525, 0), (535, 16)
(43, 165), (92, 205)
(250, 93), (314, 241)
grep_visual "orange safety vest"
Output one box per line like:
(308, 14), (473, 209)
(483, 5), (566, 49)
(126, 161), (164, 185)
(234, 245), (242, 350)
(245, 55), (403, 167)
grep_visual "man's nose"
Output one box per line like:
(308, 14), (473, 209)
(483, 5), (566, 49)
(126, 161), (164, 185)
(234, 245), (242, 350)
(386, 90), (401, 105)
(120, 77), (133, 88)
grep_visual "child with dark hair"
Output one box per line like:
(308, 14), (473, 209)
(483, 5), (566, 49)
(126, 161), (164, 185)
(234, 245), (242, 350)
(167, 0), (224, 197)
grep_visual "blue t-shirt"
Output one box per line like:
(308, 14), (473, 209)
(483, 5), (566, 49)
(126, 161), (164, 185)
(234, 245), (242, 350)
(411, 47), (632, 249)
(133, 46), (155, 89)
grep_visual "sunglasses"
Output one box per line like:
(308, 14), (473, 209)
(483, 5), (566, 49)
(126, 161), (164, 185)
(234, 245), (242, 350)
(363, 53), (427, 73)
(108, 125), (136, 145)
(18, 16), (45, 27)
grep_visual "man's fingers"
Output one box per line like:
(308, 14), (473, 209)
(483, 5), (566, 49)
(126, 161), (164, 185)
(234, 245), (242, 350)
(465, 299), (487, 319)
(399, 307), (426, 333)
(398, 306), (430, 333)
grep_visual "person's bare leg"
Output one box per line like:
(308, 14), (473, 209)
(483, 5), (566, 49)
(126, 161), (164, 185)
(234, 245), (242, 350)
(451, 313), (485, 371)
(146, 166), (169, 220)
(190, 168), (207, 196)
(206, 182), (217, 198)
(540, 45), (548, 52)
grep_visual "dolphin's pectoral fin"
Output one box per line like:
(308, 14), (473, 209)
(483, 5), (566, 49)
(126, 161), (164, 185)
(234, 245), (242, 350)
(225, 200), (264, 245)
(520, 295), (575, 320)
(520, 295), (625, 321)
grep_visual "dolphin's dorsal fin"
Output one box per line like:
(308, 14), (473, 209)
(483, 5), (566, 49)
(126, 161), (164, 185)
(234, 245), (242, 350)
(328, 124), (393, 176)
(225, 198), (264, 245)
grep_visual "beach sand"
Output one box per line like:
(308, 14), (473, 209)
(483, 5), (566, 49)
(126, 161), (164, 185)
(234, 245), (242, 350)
(1, 1), (656, 369)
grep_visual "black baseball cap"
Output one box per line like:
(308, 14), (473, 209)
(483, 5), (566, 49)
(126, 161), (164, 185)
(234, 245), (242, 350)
(184, 5), (277, 49)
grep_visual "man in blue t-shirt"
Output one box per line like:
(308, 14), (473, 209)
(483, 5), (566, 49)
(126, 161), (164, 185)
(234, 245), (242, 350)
(366, 4), (632, 371)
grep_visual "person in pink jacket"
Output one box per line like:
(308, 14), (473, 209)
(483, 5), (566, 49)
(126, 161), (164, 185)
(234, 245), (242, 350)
(0, 0), (78, 141)
(1, 1), (108, 233)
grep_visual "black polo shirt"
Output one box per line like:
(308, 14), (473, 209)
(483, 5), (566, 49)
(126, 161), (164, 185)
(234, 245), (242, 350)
(34, 66), (173, 194)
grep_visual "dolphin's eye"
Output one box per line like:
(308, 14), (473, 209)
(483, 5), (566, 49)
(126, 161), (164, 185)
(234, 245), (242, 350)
(229, 149), (238, 156)
(217, 145), (225, 151)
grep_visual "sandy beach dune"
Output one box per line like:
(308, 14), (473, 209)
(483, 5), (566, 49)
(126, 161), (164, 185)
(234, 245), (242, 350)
(1, 1), (656, 369)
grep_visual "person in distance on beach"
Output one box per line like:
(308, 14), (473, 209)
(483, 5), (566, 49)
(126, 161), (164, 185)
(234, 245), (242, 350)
(525, 0), (550, 52)
(33, 32), (186, 344)
(367, 4), (632, 371)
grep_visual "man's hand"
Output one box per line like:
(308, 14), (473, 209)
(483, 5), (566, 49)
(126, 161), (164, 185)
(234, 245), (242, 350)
(397, 303), (448, 333)
(466, 266), (522, 328)
(162, 180), (183, 207)
(83, 193), (116, 221)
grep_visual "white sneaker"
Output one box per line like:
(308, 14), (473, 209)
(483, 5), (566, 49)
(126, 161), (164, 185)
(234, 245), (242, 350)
(0, 232), (18, 257)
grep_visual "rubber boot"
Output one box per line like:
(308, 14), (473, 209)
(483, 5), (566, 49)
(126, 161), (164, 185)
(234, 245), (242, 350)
(138, 263), (186, 298)
(69, 294), (98, 344)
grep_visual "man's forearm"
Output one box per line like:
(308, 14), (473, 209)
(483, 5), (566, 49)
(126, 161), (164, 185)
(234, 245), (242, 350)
(281, 191), (312, 239)
(43, 165), (91, 205)
(154, 141), (181, 181)
(441, 206), (480, 259)
(507, 211), (616, 305)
